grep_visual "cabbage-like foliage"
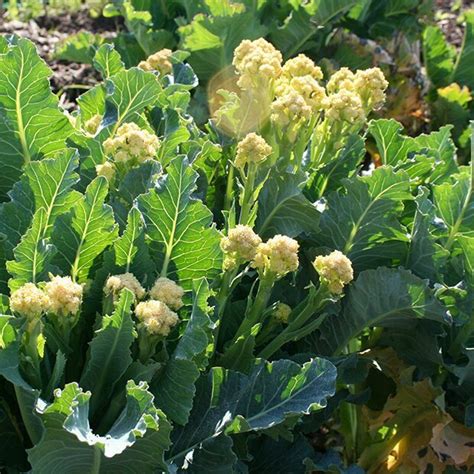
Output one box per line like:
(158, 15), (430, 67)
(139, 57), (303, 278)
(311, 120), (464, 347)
(0, 31), (473, 474)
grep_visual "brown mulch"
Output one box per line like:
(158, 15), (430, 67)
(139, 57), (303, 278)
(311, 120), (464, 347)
(0, 9), (120, 110)
(435, 0), (471, 48)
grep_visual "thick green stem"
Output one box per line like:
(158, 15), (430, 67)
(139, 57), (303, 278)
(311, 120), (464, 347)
(239, 164), (257, 225)
(224, 165), (235, 211)
(231, 277), (273, 344)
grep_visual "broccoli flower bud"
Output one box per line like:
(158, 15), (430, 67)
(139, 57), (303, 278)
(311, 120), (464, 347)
(84, 114), (102, 135)
(103, 122), (160, 164)
(324, 89), (365, 124)
(281, 54), (323, 81)
(353, 67), (388, 111)
(233, 38), (282, 89)
(149, 277), (185, 311)
(235, 133), (272, 169)
(252, 234), (299, 278)
(105, 273), (146, 301)
(274, 302), (291, 323)
(95, 161), (116, 182)
(221, 225), (262, 270)
(44, 276), (83, 317)
(276, 75), (326, 113)
(10, 283), (50, 320)
(135, 300), (179, 336)
(270, 90), (312, 127)
(139, 48), (173, 75)
(326, 67), (356, 94)
(313, 250), (354, 295)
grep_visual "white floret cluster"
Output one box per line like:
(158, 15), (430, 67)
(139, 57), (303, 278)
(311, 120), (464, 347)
(138, 48), (173, 75)
(84, 114), (102, 135)
(149, 277), (184, 311)
(252, 234), (299, 278)
(44, 276), (83, 317)
(10, 283), (50, 320)
(103, 122), (160, 164)
(135, 300), (179, 336)
(96, 161), (116, 181)
(274, 302), (291, 324)
(220, 225), (262, 270)
(232, 38), (283, 90)
(234, 133), (272, 169)
(105, 273), (146, 301)
(313, 250), (354, 295)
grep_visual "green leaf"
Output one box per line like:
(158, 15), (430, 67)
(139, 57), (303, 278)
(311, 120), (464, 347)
(168, 358), (336, 469)
(308, 134), (365, 199)
(28, 380), (171, 473)
(114, 207), (150, 274)
(179, 10), (267, 81)
(422, 25), (455, 88)
(312, 267), (450, 355)
(54, 32), (106, 64)
(256, 172), (320, 239)
(406, 187), (449, 281)
(0, 149), (81, 257)
(53, 177), (118, 283)
(433, 165), (474, 249)
(6, 208), (55, 291)
(307, 0), (359, 24)
(138, 156), (222, 289)
(93, 43), (125, 79)
(80, 289), (135, 417)
(153, 278), (213, 425)
(452, 11), (474, 89)
(317, 167), (412, 269)
(0, 37), (73, 200)
(104, 67), (161, 131)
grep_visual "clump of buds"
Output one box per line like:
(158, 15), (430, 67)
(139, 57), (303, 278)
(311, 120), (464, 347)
(135, 300), (179, 337)
(234, 133), (272, 169)
(149, 277), (185, 311)
(138, 48), (173, 75)
(105, 273), (146, 301)
(10, 283), (50, 320)
(221, 225), (262, 270)
(313, 250), (354, 295)
(253, 234), (299, 279)
(103, 122), (160, 164)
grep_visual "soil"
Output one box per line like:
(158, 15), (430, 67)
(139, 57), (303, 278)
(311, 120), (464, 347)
(0, 9), (121, 110)
(435, 0), (471, 48)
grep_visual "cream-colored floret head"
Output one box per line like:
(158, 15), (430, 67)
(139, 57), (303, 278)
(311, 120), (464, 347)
(274, 302), (291, 323)
(235, 133), (272, 168)
(10, 283), (50, 319)
(253, 234), (299, 277)
(149, 277), (185, 311)
(84, 114), (102, 135)
(105, 273), (146, 300)
(221, 225), (262, 270)
(270, 90), (312, 126)
(326, 67), (356, 94)
(324, 89), (365, 124)
(135, 300), (179, 336)
(96, 162), (116, 181)
(146, 48), (173, 75)
(44, 276), (83, 317)
(354, 67), (388, 110)
(313, 250), (354, 295)
(282, 54), (323, 80)
(233, 38), (282, 89)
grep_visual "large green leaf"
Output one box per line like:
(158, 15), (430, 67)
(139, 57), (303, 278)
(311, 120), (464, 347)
(0, 149), (80, 258)
(178, 8), (267, 81)
(422, 25), (455, 88)
(153, 278), (213, 425)
(93, 43), (125, 79)
(452, 10), (474, 90)
(256, 172), (320, 239)
(138, 156), (222, 289)
(28, 381), (171, 473)
(53, 177), (118, 283)
(168, 358), (336, 470)
(104, 67), (161, 133)
(317, 167), (412, 269)
(433, 165), (474, 250)
(307, 0), (359, 24)
(406, 187), (449, 281)
(80, 289), (135, 417)
(0, 37), (73, 200)
(6, 209), (55, 291)
(312, 267), (450, 355)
